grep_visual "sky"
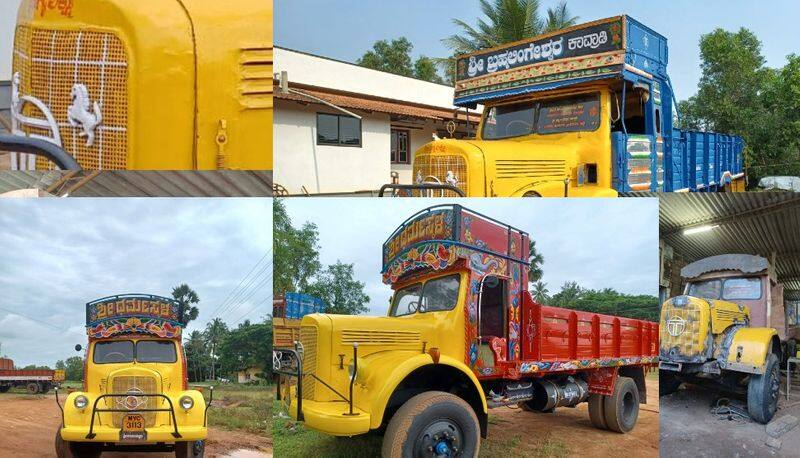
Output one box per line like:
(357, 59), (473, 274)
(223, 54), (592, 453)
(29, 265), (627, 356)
(0, 198), (272, 368)
(282, 198), (659, 317)
(276, 0), (800, 99)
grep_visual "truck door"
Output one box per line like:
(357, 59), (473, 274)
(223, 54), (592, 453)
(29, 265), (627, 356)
(477, 276), (509, 370)
(612, 81), (663, 192)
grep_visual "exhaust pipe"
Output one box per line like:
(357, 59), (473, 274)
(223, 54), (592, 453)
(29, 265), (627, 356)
(528, 376), (589, 412)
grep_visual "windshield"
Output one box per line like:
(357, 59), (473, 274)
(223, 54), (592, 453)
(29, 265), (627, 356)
(482, 93), (600, 140)
(390, 274), (461, 316)
(688, 277), (762, 300)
(93, 340), (177, 364)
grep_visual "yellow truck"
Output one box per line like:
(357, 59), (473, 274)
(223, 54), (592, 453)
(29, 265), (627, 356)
(8, 0), (272, 171)
(381, 16), (745, 198)
(659, 254), (792, 423)
(56, 294), (210, 457)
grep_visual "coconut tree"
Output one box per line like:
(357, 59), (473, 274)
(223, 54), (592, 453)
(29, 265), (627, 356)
(528, 239), (545, 283)
(532, 281), (550, 303)
(204, 318), (229, 381)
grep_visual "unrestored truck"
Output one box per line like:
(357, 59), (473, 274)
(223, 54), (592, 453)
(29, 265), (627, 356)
(56, 294), (209, 457)
(381, 16), (744, 198)
(274, 205), (659, 456)
(659, 254), (792, 423)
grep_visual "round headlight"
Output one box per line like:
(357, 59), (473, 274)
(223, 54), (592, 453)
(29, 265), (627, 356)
(74, 395), (88, 409)
(180, 395), (194, 410)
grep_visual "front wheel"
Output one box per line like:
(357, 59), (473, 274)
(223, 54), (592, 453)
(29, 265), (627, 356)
(26, 382), (40, 394)
(748, 352), (780, 424)
(382, 391), (480, 458)
(54, 427), (101, 458)
(659, 371), (682, 397)
(175, 440), (205, 458)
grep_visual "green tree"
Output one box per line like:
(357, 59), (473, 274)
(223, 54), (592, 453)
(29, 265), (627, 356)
(64, 356), (84, 381)
(550, 281), (584, 308)
(184, 330), (211, 382)
(531, 281), (549, 303)
(528, 239), (544, 283)
(273, 199), (322, 296)
(204, 318), (229, 381)
(172, 284), (200, 325)
(218, 319), (273, 381)
(414, 56), (445, 84)
(548, 282), (659, 321)
(358, 37), (446, 84)
(307, 261), (370, 315)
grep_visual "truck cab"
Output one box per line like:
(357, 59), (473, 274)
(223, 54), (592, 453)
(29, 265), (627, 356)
(387, 16), (744, 198)
(57, 294), (208, 457)
(659, 254), (789, 423)
(275, 205), (659, 456)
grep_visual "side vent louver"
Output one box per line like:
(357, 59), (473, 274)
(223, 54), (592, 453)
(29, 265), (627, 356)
(239, 47), (273, 110)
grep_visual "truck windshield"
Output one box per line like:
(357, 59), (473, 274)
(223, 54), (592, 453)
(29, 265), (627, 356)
(688, 277), (762, 300)
(390, 274), (461, 316)
(482, 93), (600, 140)
(93, 340), (177, 364)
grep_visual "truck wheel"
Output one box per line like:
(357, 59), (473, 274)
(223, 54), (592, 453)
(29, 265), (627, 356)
(748, 352), (780, 424)
(55, 427), (101, 458)
(603, 377), (639, 433)
(26, 382), (40, 394)
(175, 440), (205, 458)
(588, 394), (608, 430)
(40, 383), (51, 395)
(381, 391), (480, 458)
(659, 371), (682, 397)
(0, 385), (10, 393)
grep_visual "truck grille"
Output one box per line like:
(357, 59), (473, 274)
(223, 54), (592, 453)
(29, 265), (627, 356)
(12, 25), (129, 170)
(300, 326), (317, 400)
(413, 155), (468, 196)
(109, 375), (159, 427)
(660, 299), (706, 360)
(494, 159), (565, 179)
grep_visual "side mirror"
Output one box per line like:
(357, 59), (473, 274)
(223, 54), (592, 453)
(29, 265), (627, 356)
(74, 344), (82, 352)
(483, 275), (500, 289)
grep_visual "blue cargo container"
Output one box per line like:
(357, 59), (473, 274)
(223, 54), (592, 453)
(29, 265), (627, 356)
(284, 292), (327, 320)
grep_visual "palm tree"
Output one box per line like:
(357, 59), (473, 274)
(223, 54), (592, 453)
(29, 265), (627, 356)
(441, 0), (579, 81)
(184, 330), (209, 382)
(204, 318), (229, 381)
(528, 239), (544, 283)
(172, 284), (200, 325)
(532, 281), (550, 303)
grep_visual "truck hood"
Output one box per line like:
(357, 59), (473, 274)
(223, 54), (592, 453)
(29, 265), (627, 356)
(304, 313), (431, 358)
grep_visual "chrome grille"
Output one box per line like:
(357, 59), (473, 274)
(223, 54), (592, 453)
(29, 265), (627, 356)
(413, 155), (468, 196)
(494, 159), (565, 179)
(300, 326), (317, 400)
(109, 376), (159, 427)
(12, 25), (129, 170)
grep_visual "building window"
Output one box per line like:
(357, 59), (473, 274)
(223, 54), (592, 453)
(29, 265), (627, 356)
(317, 113), (362, 147)
(391, 129), (410, 164)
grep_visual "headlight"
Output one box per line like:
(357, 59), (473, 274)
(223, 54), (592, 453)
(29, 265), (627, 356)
(180, 395), (194, 410)
(74, 395), (88, 409)
(347, 358), (368, 383)
(672, 295), (689, 307)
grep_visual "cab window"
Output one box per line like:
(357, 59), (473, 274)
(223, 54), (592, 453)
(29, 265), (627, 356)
(136, 340), (177, 363)
(482, 102), (536, 140)
(93, 341), (134, 364)
(536, 94), (601, 134)
(390, 274), (461, 316)
(722, 278), (762, 300)
(688, 280), (721, 299)
(390, 283), (422, 316)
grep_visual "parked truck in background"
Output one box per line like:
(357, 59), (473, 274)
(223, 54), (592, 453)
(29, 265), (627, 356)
(659, 254), (791, 423)
(383, 16), (744, 198)
(273, 292), (327, 349)
(8, 0), (272, 171)
(0, 357), (65, 394)
(274, 205), (659, 456)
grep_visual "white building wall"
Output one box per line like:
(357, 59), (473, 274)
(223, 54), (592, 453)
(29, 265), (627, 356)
(390, 121), (437, 185)
(274, 100), (392, 194)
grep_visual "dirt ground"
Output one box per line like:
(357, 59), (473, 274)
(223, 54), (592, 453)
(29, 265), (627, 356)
(0, 394), (272, 457)
(484, 377), (660, 457)
(660, 373), (800, 457)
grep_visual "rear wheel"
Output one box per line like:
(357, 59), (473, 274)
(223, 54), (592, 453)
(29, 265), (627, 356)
(659, 371), (682, 397)
(382, 391), (480, 458)
(588, 393), (608, 430)
(748, 352), (780, 424)
(603, 377), (640, 433)
(175, 440), (205, 458)
(26, 382), (40, 394)
(0, 385), (10, 393)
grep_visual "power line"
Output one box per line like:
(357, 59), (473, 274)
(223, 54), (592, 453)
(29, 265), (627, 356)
(230, 294), (274, 324)
(223, 271), (273, 318)
(212, 255), (272, 318)
(208, 248), (272, 319)
(0, 306), (69, 332)
(215, 266), (273, 319)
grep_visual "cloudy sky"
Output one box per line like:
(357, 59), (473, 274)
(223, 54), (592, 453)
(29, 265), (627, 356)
(0, 198), (271, 368)
(282, 198), (659, 316)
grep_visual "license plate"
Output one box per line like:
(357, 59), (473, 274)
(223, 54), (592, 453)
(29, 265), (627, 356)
(120, 414), (147, 442)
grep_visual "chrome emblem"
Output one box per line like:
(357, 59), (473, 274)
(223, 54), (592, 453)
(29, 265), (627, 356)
(445, 170), (459, 187)
(667, 316), (686, 337)
(67, 83), (103, 146)
(118, 387), (146, 411)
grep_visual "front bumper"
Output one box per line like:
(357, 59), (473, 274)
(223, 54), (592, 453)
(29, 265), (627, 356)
(60, 425), (207, 442)
(284, 385), (371, 436)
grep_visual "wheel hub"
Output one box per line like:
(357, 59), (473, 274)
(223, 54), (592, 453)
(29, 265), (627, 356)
(415, 419), (463, 457)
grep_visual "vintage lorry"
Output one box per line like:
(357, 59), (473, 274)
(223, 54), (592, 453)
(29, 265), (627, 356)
(8, 0), (272, 171)
(56, 294), (209, 457)
(659, 254), (792, 423)
(274, 205), (659, 456)
(0, 357), (65, 394)
(381, 16), (744, 198)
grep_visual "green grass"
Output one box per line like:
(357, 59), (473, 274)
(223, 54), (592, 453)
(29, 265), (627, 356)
(204, 385), (273, 437)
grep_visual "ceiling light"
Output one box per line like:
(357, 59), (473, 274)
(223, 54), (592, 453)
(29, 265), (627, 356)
(683, 225), (718, 235)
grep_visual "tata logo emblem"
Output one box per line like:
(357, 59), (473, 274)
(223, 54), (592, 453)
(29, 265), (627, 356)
(667, 316), (686, 337)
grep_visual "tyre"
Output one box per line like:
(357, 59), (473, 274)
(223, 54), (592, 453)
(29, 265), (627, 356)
(0, 385), (10, 393)
(748, 352), (780, 424)
(175, 440), (205, 458)
(588, 393), (607, 430)
(55, 427), (101, 458)
(659, 371), (682, 397)
(603, 377), (640, 433)
(26, 382), (40, 394)
(382, 391), (480, 458)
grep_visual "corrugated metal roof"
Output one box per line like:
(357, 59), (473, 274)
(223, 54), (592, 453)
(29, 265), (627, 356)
(660, 193), (800, 292)
(0, 171), (273, 197)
